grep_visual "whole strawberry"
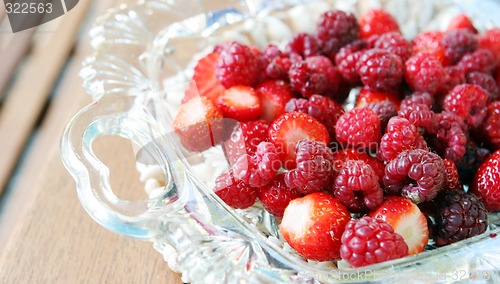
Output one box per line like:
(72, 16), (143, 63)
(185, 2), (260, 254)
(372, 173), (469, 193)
(470, 149), (500, 211)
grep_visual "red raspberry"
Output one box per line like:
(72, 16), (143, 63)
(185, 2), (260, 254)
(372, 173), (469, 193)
(476, 101), (500, 151)
(443, 159), (463, 192)
(384, 149), (445, 204)
(425, 111), (468, 163)
(478, 27), (500, 65)
(366, 100), (397, 132)
(284, 140), (334, 194)
(317, 10), (359, 54)
(457, 49), (496, 74)
(261, 45), (292, 81)
(333, 160), (383, 213)
(466, 72), (499, 102)
(443, 84), (489, 128)
(332, 148), (385, 185)
(398, 103), (435, 128)
(356, 49), (404, 92)
(215, 41), (260, 88)
(404, 52), (446, 95)
(335, 40), (368, 85)
(340, 216), (408, 268)
(442, 28), (478, 64)
(285, 94), (345, 142)
(438, 65), (466, 96)
(289, 56), (341, 99)
(213, 171), (258, 209)
(223, 120), (270, 166)
(374, 32), (412, 61)
(378, 117), (427, 162)
(232, 142), (281, 187)
(335, 107), (381, 150)
(358, 9), (400, 39)
(412, 31), (449, 66)
(470, 149), (500, 211)
(258, 173), (301, 219)
(285, 33), (320, 58)
(400, 92), (435, 110)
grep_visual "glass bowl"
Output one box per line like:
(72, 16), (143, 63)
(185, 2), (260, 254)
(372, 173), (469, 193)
(61, 0), (500, 282)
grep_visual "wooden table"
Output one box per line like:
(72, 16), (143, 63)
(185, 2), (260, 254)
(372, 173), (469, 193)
(0, 1), (183, 283)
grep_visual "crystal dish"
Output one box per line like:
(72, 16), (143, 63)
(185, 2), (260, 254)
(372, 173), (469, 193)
(61, 0), (500, 282)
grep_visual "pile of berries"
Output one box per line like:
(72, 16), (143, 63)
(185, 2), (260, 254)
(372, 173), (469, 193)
(173, 8), (500, 268)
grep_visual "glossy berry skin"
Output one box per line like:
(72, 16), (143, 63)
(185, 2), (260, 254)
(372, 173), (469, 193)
(378, 117), (427, 162)
(285, 140), (334, 195)
(223, 120), (270, 166)
(233, 142), (281, 188)
(213, 171), (258, 209)
(383, 149), (445, 204)
(476, 101), (500, 151)
(215, 41), (260, 88)
(280, 192), (351, 261)
(258, 173), (301, 219)
(335, 107), (381, 150)
(434, 191), (488, 245)
(358, 9), (400, 39)
(404, 52), (446, 95)
(443, 84), (489, 128)
(441, 28), (478, 64)
(470, 149), (500, 211)
(340, 216), (408, 268)
(317, 10), (359, 54)
(356, 49), (404, 92)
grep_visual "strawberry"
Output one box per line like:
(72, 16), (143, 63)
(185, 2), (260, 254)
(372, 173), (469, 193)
(216, 85), (262, 121)
(280, 192), (351, 261)
(355, 86), (402, 110)
(358, 8), (400, 39)
(412, 31), (450, 66)
(268, 112), (330, 169)
(223, 120), (270, 166)
(445, 13), (478, 34)
(479, 27), (500, 65)
(173, 97), (224, 152)
(369, 196), (429, 255)
(182, 52), (225, 104)
(256, 80), (294, 122)
(470, 149), (500, 211)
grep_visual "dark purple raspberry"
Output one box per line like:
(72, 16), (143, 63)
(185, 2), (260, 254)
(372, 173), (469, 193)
(434, 191), (487, 246)
(404, 52), (446, 95)
(317, 10), (359, 55)
(333, 160), (383, 213)
(425, 111), (468, 163)
(398, 103), (435, 128)
(465, 71), (499, 102)
(442, 28), (478, 64)
(383, 149), (445, 204)
(335, 40), (368, 85)
(285, 33), (320, 58)
(258, 173), (301, 219)
(215, 41), (260, 88)
(378, 117), (428, 162)
(457, 49), (495, 74)
(356, 49), (404, 92)
(284, 140), (334, 194)
(443, 84), (489, 128)
(335, 107), (381, 150)
(365, 100), (397, 132)
(232, 142), (281, 187)
(289, 56), (341, 98)
(455, 141), (491, 185)
(400, 92), (435, 110)
(213, 171), (258, 209)
(374, 32), (412, 61)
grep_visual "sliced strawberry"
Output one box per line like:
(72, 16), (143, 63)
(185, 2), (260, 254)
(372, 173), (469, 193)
(268, 112), (330, 169)
(355, 86), (402, 110)
(358, 9), (400, 39)
(216, 85), (262, 121)
(173, 97), (224, 152)
(280, 192), (351, 261)
(223, 120), (270, 166)
(369, 196), (429, 255)
(446, 13), (478, 34)
(256, 80), (294, 122)
(182, 52), (225, 104)
(412, 31), (450, 66)
(479, 27), (500, 65)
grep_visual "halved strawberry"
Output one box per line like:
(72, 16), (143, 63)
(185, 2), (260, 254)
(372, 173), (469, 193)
(256, 80), (294, 122)
(446, 13), (478, 34)
(369, 196), (429, 255)
(173, 97), (224, 152)
(268, 112), (330, 169)
(355, 86), (402, 110)
(216, 85), (262, 121)
(182, 52), (225, 104)
(280, 192), (351, 261)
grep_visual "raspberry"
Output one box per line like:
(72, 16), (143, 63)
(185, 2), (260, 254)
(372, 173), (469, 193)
(434, 191), (487, 245)
(438, 65), (466, 98)
(335, 40), (368, 85)
(383, 149), (445, 204)
(443, 159), (463, 192)
(441, 29), (478, 64)
(404, 52), (446, 95)
(366, 100), (397, 132)
(285, 33), (320, 58)
(215, 41), (260, 88)
(358, 9), (401, 39)
(289, 56), (341, 99)
(456, 141), (491, 187)
(333, 160), (383, 213)
(317, 10), (359, 54)
(213, 171), (258, 209)
(470, 149), (500, 211)
(335, 107), (381, 150)
(340, 216), (408, 268)
(258, 173), (301, 219)
(443, 84), (489, 128)
(223, 120), (270, 166)
(284, 140), (334, 194)
(476, 101), (500, 151)
(425, 111), (468, 163)
(262, 45), (292, 81)
(412, 31), (449, 66)
(232, 142), (281, 187)
(356, 49), (404, 92)
(378, 117), (427, 162)
(457, 49), (496, 74)
(285, 94), (345, 141)
(398, 103), (435, 128)
(400, 92), (435, 110)
(465, 71), (499, 102)
(374, 32), (412, 61)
